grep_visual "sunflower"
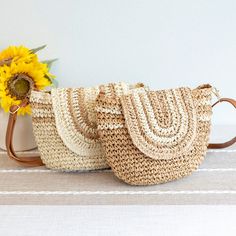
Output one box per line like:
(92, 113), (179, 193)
(0, 61), (52, 115)
(0, 45), (36, 66)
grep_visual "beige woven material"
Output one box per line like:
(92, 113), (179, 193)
(96, 84), (213, 185)
(29, 82), (133, 171)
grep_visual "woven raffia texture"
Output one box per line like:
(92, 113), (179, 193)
(30, 82), (132, 171)
(96, 84), (213, 185)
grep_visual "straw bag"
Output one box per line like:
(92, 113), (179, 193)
(96, 84), (236, 185)
(6, 82), (142, 170)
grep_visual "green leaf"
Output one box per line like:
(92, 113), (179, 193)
(41, 58), (58, 69)
(45, 74), (52, 83)
(44, 74), (59, 88)
(30, 45), (47, 54)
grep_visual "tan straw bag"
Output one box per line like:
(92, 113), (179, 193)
(5, 82), (143, 170)
(96, 84), (236, 185)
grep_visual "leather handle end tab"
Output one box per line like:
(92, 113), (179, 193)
(5, 99), (44, 167)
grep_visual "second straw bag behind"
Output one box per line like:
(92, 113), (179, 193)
(6, 82), (143, 170)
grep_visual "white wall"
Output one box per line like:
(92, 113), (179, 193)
(1, 0), (236, 124)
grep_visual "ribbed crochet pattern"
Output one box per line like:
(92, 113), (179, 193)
(96, 84), (213, 185)
(30, 82), (133, 171)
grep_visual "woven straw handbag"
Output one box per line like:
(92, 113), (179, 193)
(6, 82), (143, 170)
(96, 84), (236, 185)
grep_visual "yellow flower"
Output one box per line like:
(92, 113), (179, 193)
(0, 45), (36, 65)
(0, 62), (52, 115)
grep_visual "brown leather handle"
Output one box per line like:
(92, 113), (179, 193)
(5, 98), (44, 166)
(208, 98), (236, 149)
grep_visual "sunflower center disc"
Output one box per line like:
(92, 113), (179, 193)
(7, 73), (34, 100)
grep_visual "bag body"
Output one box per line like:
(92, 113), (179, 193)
(30, 82), (136, 171)
(96, 84), (213, 185)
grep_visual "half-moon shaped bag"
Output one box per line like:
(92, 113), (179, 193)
(96, 84), (236, 185)
(6, 82), (143, 170)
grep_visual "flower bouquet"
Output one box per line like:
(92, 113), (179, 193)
(0, 45), (56, 151)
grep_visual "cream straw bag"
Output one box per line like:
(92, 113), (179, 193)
(5, 82), (144, 170)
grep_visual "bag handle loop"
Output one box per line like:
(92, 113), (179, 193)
(208, 98), (236, 149)
(5, 98), (44, 166)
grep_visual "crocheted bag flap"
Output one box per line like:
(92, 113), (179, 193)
(120, 87), (197, 160)
(51, 82), (133, 157)
(51, 87), (104, 157)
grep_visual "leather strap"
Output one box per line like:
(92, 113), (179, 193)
(5, 98), (44, 166)
(208, 98), (236, 149)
